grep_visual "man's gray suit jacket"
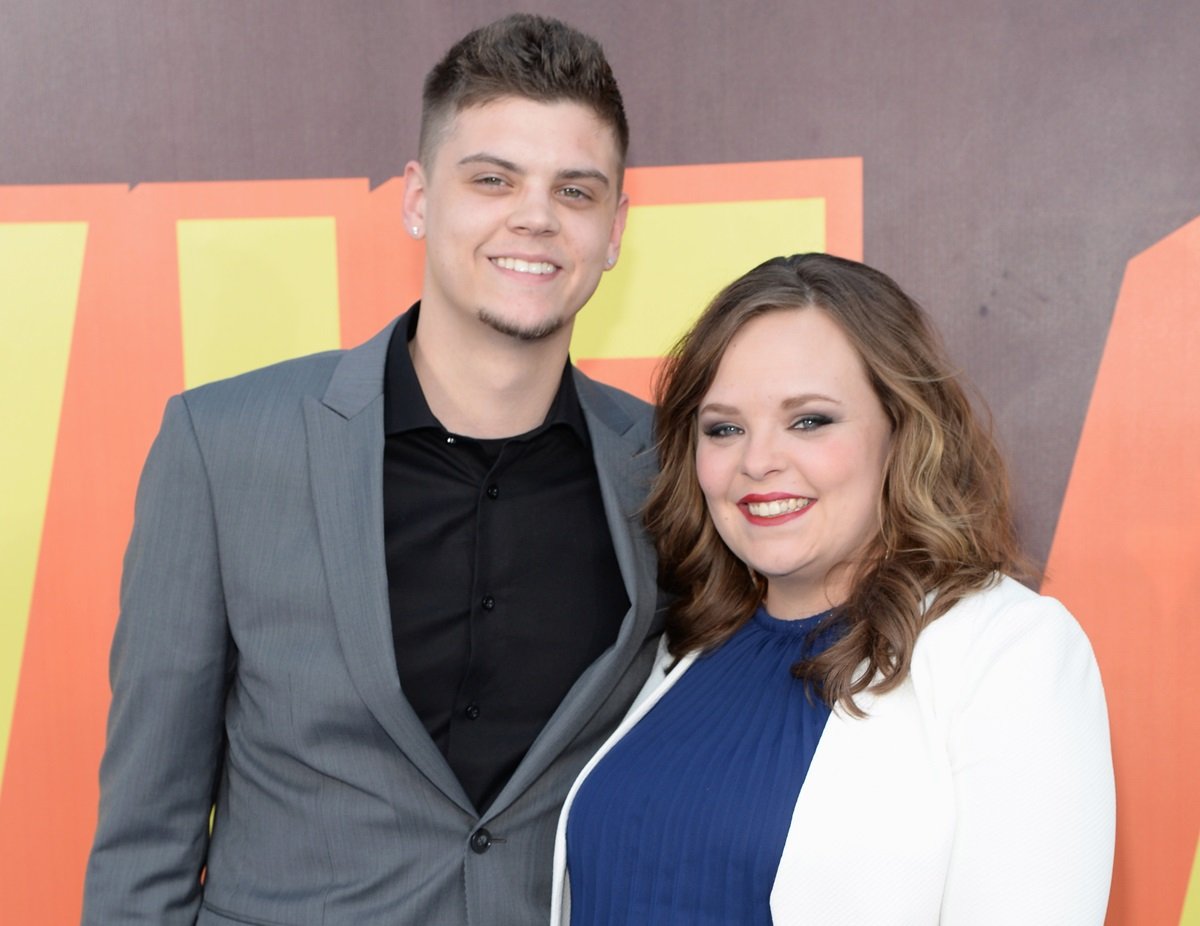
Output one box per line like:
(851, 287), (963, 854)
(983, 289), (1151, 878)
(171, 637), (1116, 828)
(82, 317), (664, 925)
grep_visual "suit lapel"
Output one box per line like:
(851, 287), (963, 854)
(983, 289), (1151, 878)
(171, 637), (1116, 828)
(486, 372), (661, 815)
(305, 319), (473, 814)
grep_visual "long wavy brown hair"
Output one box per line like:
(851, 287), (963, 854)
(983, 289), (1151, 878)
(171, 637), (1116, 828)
(645, 253), (1031, 714)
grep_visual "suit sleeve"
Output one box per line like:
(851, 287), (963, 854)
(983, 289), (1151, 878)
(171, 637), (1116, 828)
(82, 395), (231, 925)
(940, 595), (1115, 924)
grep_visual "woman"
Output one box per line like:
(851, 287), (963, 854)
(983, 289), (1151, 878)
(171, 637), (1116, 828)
(551, 254), (1114, 924)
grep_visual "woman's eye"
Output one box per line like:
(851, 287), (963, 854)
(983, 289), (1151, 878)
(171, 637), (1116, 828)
(703, 423), (742, 438)
(792, 414), (833, 431)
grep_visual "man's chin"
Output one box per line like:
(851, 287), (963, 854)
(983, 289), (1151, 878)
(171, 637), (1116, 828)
(477, 309), (566, 343)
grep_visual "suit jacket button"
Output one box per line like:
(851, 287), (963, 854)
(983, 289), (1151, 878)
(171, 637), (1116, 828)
(470, 829), (492, 854)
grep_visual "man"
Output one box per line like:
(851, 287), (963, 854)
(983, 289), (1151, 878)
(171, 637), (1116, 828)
(83, 14), (662, 925)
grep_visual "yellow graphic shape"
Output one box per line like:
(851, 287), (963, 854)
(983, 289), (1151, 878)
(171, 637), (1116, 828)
(0, 222), (86, 786)
(573, 198), (826, 360)
(177, 217), (341, 388)
(1183, 833), (1200, 925)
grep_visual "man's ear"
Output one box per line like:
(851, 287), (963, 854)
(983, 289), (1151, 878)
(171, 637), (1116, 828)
(402, 160), (427, 239)
(605, 191), (630, 269)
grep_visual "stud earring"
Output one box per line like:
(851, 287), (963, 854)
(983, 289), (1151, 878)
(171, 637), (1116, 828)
(411, 226), (421, 237)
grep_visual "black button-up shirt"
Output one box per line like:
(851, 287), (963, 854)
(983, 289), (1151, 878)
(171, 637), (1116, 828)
(383, 306), (629, 812)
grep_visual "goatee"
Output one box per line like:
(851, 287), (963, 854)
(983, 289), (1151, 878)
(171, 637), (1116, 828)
(478, 309), (565, 342)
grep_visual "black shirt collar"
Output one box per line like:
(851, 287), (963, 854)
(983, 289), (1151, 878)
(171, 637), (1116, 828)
(383, 303), (590, 446)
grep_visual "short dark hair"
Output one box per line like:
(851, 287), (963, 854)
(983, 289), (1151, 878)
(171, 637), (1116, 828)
(419, 13), (629, 169)
(646, 253), (1030, 714)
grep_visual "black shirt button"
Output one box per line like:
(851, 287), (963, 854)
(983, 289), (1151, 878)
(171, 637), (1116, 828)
(481, 595), (495, 611)
(464, 703), (480, 720)
(486, 485), (499, 499)
(470, 828), (492, 854)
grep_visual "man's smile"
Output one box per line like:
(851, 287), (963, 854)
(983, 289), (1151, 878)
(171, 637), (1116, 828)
(491, 256), (560, 275)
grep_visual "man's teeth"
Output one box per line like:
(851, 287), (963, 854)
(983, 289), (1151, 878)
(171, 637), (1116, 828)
(493, 257), (557, 275)
(747, 498), (812, 517)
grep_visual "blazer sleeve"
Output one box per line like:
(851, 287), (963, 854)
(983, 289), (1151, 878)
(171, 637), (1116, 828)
(939, 593), (1115, 924)
(82, 395), (231, 925)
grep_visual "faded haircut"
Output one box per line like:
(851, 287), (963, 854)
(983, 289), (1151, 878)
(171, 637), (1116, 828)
(418, 13), (628, 171)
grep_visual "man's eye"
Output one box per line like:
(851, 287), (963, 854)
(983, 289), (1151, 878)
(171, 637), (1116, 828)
(560, 186), (591, 200)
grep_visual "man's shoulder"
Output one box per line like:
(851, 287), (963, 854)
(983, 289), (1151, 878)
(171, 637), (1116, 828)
(179, 349), (348, 419)
(183, 315), (400, 421)
(192, 349), (345, 393)
(571, 367), (654, 433)
(179, 316), (399, 423)
(588, 377), (653, 415)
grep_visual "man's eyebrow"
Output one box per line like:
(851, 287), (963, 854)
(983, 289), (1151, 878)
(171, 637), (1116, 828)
(455, 154), (611, 188)
(457, 153), (522, 172)
(557, 167), (611, 188)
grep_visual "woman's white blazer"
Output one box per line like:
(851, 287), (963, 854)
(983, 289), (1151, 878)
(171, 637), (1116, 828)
(550, 576), (1115, 925)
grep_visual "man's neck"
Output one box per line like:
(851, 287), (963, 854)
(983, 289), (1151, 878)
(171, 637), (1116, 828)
(409, 308), (573, 438)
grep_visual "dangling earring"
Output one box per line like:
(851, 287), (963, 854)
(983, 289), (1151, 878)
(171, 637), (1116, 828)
(881, 530), (895, 562)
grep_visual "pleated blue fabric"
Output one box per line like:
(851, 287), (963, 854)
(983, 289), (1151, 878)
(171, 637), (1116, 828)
(566, 606), (839, 926)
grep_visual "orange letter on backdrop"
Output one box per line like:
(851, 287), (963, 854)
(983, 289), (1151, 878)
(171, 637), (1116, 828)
(0, 160), (861, 922)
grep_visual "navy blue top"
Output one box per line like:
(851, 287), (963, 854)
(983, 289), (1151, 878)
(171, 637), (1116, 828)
(566, 606), (839, 925)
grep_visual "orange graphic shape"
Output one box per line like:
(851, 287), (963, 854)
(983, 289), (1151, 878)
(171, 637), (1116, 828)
(0, 179), (418, 924)
(0, 184), (182, 923)
(0, 161), (856, 924)
(1042, 215), (1200, 926)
